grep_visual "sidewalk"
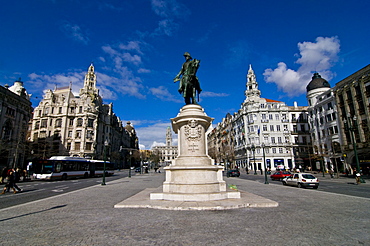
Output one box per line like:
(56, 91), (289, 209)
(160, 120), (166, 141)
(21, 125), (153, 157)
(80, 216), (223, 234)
(0, 171), (369, 245)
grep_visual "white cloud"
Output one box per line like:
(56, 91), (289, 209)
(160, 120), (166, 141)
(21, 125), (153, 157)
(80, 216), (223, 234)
(153, 19), (179, 37)
(151, 0), (188, 19)
(263, 36), (340, 97)
(149, 86), (182, 102)
(119, 41), (143, 54)
(201, 91), (229, 97)
(28, 71), (84, 95)
(150, 0), (190, 37)
(122, 53), (142, 66)
(137, 68), (151, 74)
(60, 21), (89, 44)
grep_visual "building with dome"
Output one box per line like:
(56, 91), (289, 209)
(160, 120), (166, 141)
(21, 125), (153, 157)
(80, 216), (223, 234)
(29, 64), (138, 167)
(306, 73), (342, 173)
(0, 79), (33, 168)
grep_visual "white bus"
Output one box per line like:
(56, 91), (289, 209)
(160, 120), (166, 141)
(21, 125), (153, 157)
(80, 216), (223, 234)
(33, 156), (114, 180)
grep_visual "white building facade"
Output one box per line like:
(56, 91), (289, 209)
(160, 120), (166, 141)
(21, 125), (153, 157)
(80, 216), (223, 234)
(152, 126), (178, 165)
(208, 65), (311, 173)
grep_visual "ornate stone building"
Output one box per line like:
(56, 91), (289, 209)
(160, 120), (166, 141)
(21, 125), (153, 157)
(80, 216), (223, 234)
(334, 64), (370, 175)
(306, 73), (342, 173)
(152, 126), (178, 165)
(29, 64), (138, 165)
(0, 79), (32, 169)
(208, 65), (311, 172)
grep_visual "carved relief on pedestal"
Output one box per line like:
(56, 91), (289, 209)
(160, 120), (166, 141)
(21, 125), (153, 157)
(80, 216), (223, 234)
(184, 119), (202, 152)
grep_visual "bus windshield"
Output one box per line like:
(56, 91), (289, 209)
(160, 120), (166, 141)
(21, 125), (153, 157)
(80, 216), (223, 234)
(40, 164), (53, 174)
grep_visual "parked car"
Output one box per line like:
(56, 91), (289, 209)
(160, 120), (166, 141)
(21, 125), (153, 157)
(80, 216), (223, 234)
(282, 173), (319, 189)
(135, 167), (141, 172)
(227, 169), (240, 177)
(270, 171), (291, 180)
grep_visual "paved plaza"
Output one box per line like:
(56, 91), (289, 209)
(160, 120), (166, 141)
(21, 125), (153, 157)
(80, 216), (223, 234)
(0, 172), (369, 246)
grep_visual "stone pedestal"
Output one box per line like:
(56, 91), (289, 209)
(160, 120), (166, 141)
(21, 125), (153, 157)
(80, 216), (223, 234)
(150, 104), (240, 201)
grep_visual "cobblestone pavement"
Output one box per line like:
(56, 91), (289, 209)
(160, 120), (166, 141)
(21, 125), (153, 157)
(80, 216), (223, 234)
(0, 172), (369, 246)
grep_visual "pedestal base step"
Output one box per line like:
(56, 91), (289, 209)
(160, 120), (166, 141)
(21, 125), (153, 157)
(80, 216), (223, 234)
(150, 191), (240, 201)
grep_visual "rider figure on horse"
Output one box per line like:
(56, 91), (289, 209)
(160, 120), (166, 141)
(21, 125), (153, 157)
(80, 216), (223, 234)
(174, 52), (202, 105)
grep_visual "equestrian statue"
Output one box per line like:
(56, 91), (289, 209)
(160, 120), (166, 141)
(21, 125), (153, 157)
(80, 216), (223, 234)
(174, 52), (202, 105)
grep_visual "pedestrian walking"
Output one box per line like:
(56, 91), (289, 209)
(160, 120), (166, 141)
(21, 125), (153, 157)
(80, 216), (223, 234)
(355, 172), (361, 185)
(1, 169), (18, 194)
(13, 168), (22, 192)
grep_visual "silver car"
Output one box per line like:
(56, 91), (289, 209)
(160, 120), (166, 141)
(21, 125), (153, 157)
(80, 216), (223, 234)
(282, 173), (319, 189)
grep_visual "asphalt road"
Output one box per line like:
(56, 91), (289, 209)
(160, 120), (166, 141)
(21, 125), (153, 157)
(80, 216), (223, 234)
(0, 169), (134, 209)
(1, 169), (369, 211)
(235, 172), (370, 199)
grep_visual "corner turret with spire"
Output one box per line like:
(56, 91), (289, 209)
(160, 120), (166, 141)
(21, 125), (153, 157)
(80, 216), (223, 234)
(244, 64), (261, 103)
(79, 63), (101, 104)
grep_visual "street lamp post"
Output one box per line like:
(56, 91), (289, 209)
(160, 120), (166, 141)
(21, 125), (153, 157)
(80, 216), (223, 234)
(251, 144), (257, 175)
(226, 152), (229, 177)
(101, 140), (108, 186)
(262, 143), (269, 184)
(128, 150), (132, 178)
(344, 114), (365, 183)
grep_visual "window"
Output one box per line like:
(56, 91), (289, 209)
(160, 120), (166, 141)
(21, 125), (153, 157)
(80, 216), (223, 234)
(87, 130), (93, 139)
(269, 114), (273, 120)
(69, 118), (74, 126)
(272, 148), (276, 153)
(293, 125), (297, 133)
(70, 107), (75, 113)
(86, 142), (92, 150)
(279, 148), (283, 153)
(275, 114), (279, 120)
(35, 121), (40, 130)
(278, 137), (282, 143)
(88, 119), (94, 127)
(302, 136), (307, 144)
(68, 131), (72, 138)
(270, 125), (274, 131)
(67, 143), (71, 151)
(283, 125), (288, 131)
(271, 137), (276, 143)
(58, 107), (62, 114)
(276, 125), (281, 131)
(74, 142), (80, 151)
(263, 125), (267, 131)
(77, 118), (83, 127)
(41, 119), (47, 128)
(76, 130), (82, 138)
(79, 106), (83, 113)
(262, 114), (266, 119)
(55, 119), (62, 127)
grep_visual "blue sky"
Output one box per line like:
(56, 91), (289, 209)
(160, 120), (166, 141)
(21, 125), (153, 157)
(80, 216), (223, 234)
(1, 0), (369, 149)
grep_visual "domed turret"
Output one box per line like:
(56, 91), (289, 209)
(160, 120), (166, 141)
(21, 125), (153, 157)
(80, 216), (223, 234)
(306, 73), (330, 92)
